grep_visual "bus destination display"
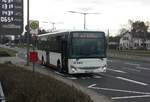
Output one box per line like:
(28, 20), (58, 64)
(0, 0), (23, 35)
(73, 32), (104, 38)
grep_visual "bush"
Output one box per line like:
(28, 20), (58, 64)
(0, 64), (93, 102)
(0, 51), (10, 57)
(0, 48), (17, 57)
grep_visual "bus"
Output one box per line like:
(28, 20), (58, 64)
(37, 30), (107, 74)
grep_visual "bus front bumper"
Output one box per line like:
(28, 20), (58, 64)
(69, 65), (107, 74)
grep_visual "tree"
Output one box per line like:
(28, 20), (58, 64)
(130, 21), (149, 49)
(109, 35), (121, 43)
(119, 28), (129, 36)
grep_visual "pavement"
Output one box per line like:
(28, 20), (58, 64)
(0, 56), (112, 102)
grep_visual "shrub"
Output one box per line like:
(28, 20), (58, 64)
(0, 64), (93, 102)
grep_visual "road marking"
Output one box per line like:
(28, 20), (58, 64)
(81, 77), (91, 79)
(108, 68), (127, 74)
(123, 67), (141, 72)
(54, 72), (66, 76)
(117, 77), (148, 86)
(125, 63), (140, 66)
(136, 66), (150, 71)
(88, 84), (97, 88)
(93, 75), (102, 79)
(88, 84), (150, 95)
(67, 77), (77, 80)
(112, 94), (150, 100)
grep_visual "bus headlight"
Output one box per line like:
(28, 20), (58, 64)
(70, 65), (77, 72)
(102, 65), (107, 72)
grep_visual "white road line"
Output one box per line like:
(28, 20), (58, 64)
(88, 84), (150, 95)
(93, 75), (102, 79)
(125, 63), (140, 66)
(54, 72), (65, 76)
(81, 77), (91, 79)
(108, 68), (127, 74)
(112, 94), (150, 100)
(136, 66), (150, 71)
(123, 67), (141, 72)
(88, 84), (97, 88)
(117, 77), (148, 86)
(67, 77), (77, 80)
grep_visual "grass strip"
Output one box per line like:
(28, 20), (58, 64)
(108, 49), (150, 57)
(0, 48), (17, 57)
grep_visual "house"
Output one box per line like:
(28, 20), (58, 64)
(119, 31), (150, 50)
(108, 42), (119, 49)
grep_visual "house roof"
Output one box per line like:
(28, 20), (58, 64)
(120, 31), (130, 37)
(120, 31), (150, 40)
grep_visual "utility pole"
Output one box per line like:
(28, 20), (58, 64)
(107, 29), (110, 50)
(26, 0), (30, 66)
(52, 22), (55, 31)
(68, 11), (99, 30)
(84, 13), (86, 30)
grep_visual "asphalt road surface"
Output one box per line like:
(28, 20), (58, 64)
(58, 58), (150, 102)
(8, 46), (150, 102)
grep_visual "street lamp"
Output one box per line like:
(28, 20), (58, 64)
(26, 0), (30, 66)
(68, 11), (100, 30)
(43, 21), (63, 31)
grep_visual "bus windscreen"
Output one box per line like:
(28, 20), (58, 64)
(72, 38), (106, 58)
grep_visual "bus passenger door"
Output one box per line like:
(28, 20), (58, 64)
(46, 51), (50, 64)
(61, 40), (68, 72)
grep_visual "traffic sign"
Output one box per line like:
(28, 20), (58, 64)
(29, 20), (39, 35)
(0, 0), (24, 35)
(29, 51), (38, 62)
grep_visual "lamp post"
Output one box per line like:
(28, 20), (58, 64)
(68, 11), (99, 30)
(43, 21), (63, 31)
(26, 0), (30, 66)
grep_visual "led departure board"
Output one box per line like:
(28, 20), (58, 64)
(0, 0), (23, 35)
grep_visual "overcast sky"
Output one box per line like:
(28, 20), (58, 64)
(24, 0), (150, 36)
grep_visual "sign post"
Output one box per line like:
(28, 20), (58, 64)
(0, 0), (24, 35)
(29, 20), (39, 72)
(29, 51), (38, 72)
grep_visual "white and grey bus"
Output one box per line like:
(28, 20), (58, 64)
(37, 30), (107, 74)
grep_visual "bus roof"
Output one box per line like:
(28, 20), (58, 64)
(38, 30), (105, 37)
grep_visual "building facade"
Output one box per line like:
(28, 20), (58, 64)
(119, 32), (150, 50)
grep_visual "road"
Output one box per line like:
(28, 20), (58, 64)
(2, 45), (150, 102)
(61, 58), (150, 102)
(16, 48), (150, 102)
